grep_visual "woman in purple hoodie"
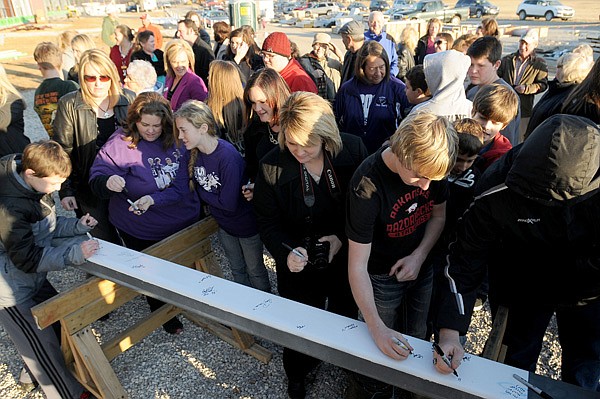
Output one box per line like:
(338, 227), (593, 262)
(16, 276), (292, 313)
(89, 92), (201, 334)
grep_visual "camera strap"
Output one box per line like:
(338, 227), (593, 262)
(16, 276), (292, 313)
(300, 151), (341, 208)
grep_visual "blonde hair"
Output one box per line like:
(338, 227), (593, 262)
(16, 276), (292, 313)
(0, 63), (22, 107)
(34, 42), (63, 71)
(71, 34), (96, 76)
(389, 112), (458, 180)
(427, 18), (443, 36)
(206, 60), (246, 148)
(400, 26), (419, 52)
(173, 100), (219, 191)
(71, 34), (95, 59)
(164, 39), (195, 79)
(77, 49), (123, 108)
(279, 92), (342, 157)
(58, 30), (78, 51)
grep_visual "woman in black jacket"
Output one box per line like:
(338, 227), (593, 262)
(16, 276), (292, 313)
(53, 49), (133, 243)
(414, 17), (442, 65)
(253, 92), (367, 398)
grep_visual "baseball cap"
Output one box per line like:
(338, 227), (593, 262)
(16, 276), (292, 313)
(313, 32), (332, 46)
(520, 29), (539, 45)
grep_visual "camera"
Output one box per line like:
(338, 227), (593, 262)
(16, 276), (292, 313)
(304, 237), (330, 270)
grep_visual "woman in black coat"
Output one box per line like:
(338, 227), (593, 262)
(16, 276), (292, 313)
(253, 92), (367, 398)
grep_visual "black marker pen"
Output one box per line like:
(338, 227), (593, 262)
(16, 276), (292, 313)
(433, 342), (458, 377)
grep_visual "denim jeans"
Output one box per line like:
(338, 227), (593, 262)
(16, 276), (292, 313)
(217, 228), (271, 292)
(370, 264), (434, 339)
(496, 298), (600, 391)
(349, 265), (434, 399)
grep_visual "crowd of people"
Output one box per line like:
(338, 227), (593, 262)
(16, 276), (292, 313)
(1, 9), (600, 399)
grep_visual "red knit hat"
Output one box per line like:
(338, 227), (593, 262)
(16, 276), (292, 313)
(261, 32), (291, 58)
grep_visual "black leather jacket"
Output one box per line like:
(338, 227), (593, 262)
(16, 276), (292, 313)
(53, 90), (132, 202)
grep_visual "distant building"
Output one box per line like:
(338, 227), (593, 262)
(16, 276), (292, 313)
(1, 0), (83, 28)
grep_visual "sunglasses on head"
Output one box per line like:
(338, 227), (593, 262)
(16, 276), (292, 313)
(83, 75), (111, 83)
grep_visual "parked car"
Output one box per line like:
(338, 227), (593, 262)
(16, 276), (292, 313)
(516, 0), (574, 21)
(125, 1), (138, 12)
(348, 1), (369, 12)
(393, 0), (469, 24)
(455, 0), (499, 17)
(293, 2), (310, 10)
(392, 0), (417, 13)
(203, 10), (229, 28)
(370, 0), (391, 12)
(304, 2), (340, 16)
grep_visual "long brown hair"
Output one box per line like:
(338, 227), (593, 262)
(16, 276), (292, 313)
(243, 68), (291, 127)
(206, 60), (246, 150)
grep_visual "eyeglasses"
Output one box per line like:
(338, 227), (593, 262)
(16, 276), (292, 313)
(434, 40), (446, 45)
(260, 52), (276, 59)
(83, 75), (111, 83)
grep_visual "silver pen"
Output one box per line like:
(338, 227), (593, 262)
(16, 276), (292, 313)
(282, 242), (306, 259)
(127, 198), (140, 212)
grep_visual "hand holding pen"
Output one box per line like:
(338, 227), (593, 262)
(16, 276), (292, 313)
(242, 179), (254, 201)
(282, 242), (308, 273)
(81, 232), (99, 259)
(130, 195), (154, 215)
(433, 342), (460, 377)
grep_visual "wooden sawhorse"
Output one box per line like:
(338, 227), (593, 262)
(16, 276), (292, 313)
(31, 217), (272, 399)
(482, 305), (509, 363)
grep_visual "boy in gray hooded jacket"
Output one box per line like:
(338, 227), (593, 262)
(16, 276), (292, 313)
(0, 140), (99, 398)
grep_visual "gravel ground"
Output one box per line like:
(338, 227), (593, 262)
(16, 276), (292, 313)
(0, 91), (562, 398)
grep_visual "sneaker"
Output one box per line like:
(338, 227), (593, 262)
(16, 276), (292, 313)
(18, 367), (38, 393)
(287, 379), (306, 399)
(163, 317), (184, 335)
(18, 381), (38, 393)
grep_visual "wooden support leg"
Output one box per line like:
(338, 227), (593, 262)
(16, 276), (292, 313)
(482, 306), (509, 362)
(70, 327), (128, 399)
